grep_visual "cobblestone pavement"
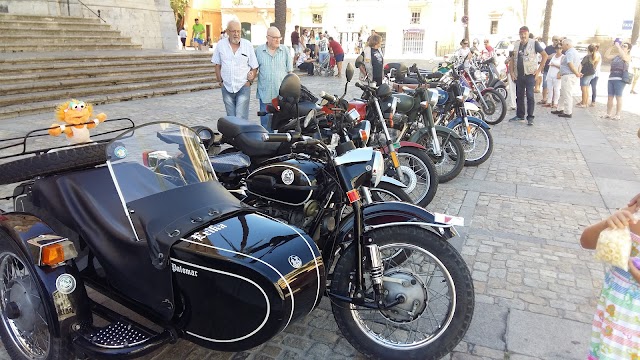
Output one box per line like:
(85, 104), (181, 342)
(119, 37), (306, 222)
(0, 64), (639, 360)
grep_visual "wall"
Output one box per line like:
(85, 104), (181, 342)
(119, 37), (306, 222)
(0, 0), (178, 49)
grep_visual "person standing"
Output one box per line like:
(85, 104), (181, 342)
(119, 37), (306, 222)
(630, 41), (640, 94)
(358, 33), (384, 85)
(509, 26), (547, 125)
(543, 44), (563, 109)
(505, 51), (517, 110)
(540, 36), (561, 104)
(307, 30), (317, 58)
(328, 37), (345, 77)
(551, 38), (582, 119)
(291, 25), (301, 54)
(192, 18), (205, 51)
(317, 33), (329, 67)
(255, 26), (292, 130)
(179, 27), (187, 50)
(590, 43), (602, 106)
(480, 39), (495, 61)
(212, 20), (258, 121)
(602, 41), (632, 120)
(577, 44), (598, 108)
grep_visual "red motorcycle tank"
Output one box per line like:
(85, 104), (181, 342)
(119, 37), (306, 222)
(347, 99), (367, 120)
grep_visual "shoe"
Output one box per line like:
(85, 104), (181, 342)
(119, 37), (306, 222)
(537, 100), (547, 105)
(510, 107), (516, 110)
(613, 115), (621, 120)
(577, 104), (587, 108)
(542, 103), (552, 107)
(632, 91), (638, 94)
(527, 119), (534, 126)
(590, 103), (596, 107)
(576, 102), (583, 106)
(551, 110), (563, 114)
(558, 113), (572, 118)
(509, 116), (524, 122)
(602, 114), (612, 119)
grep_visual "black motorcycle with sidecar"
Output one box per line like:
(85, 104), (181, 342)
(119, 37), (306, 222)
(0, 119), (473, 359)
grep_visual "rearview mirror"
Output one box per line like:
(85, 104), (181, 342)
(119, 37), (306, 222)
(278, 73), (301, 101)
(355, 55), (365, 70)
(345, 63), (354, 82)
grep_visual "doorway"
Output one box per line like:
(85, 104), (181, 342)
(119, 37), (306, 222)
(241, 22), (252, 42)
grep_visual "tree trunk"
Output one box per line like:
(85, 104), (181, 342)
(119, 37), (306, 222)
(463, 0), (469, 40)
(541, 0), (553, 45)
(632, 0), (640, 44)
(274, 0), (287, 44)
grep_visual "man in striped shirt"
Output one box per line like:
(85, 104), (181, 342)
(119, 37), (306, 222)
(212, 20), (258, 121)
(255, 26), (292, 131)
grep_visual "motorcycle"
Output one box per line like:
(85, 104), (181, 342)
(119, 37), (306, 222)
(0, 117), (474, 359)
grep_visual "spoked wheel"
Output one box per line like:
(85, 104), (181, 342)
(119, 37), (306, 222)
(452, 122), (494, 166)
(480, 89), (506, 125)
(369, 183), (412, 203)
(466, 110), (485, 121)
(330, 226), (474, 360)
(417, 130), (465, 183)
(495, 86), (508, 100)
(383, 147), (438, 208)
(0, 237), (70, 360)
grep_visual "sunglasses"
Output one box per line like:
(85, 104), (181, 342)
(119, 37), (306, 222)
(463, 42), (469, 45)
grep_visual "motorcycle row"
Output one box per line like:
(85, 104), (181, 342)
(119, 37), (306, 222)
(0, 58), (510, 360)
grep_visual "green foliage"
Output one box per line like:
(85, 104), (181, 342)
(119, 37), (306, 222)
(170, 0), (189, 17)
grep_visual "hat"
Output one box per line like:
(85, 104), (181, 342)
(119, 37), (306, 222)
(519, 26), (529, 33)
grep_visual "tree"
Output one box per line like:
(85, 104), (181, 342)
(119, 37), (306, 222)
(170, 0), (189, 31)
(632, 0), (640, 44)
(541, 0), (553, 45)
(463, 0), (469, 40)
(274, 0), (286, 44)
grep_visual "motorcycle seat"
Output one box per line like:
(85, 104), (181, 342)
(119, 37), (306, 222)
(210, 151), (251, 173)
(426, 72), (443, 80)
(217, 116), (285, 158)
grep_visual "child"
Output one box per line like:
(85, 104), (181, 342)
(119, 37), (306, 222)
(581, 204), (640, 359)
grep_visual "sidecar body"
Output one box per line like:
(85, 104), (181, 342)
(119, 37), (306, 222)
(0, 121), (325, 359)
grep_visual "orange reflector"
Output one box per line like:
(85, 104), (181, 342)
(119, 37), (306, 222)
(41, 244), (64, 265)
(346, 189), (361, 203)
(359, 129), (369, 143)
(390, 151), (400, 168)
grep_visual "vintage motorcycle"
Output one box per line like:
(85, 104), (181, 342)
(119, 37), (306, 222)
(0, 120), (474, 359)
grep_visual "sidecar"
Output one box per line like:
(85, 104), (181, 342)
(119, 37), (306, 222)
(0, 121), (324, 359)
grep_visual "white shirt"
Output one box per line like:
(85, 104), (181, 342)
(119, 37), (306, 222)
(179, 29), (187, 39)
(211, 38), (259, 93)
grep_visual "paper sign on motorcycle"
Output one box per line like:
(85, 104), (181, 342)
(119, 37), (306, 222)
(433, 212), (465, 226)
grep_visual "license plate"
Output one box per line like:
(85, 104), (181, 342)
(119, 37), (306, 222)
(433, 212), (465, 226)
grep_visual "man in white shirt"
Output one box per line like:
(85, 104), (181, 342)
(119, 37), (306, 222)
(211, 20), (258, 121)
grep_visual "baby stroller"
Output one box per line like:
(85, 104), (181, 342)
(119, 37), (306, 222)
(314, 53), (335, 77)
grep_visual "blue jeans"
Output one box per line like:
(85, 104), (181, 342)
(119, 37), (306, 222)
(516, 74), (536, 120)
(590, 76), (598, 102)
(221, 85), (251, 120)
(259, 99), (272, 131)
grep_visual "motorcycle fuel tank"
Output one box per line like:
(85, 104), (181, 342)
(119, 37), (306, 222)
(246, 159), (322, 206)
(170, 212), (325, 351)
(436, 88), (449, 106)
(391, 93), (417, 113)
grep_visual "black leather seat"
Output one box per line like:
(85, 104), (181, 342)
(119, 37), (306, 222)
(426, 72), (443, 80)
(217, 116), (285, 158)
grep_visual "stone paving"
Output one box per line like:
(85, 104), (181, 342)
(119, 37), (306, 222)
(0, 64), (639, 360)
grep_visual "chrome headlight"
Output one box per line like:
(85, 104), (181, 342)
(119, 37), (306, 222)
(347, 108), (360, 122)
(462, 87), (471, 99)
(371, 150), (384, 187)
(428, 89), (439, 106)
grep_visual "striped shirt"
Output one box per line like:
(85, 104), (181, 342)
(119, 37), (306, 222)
(211, 38), (258, 93)
(255, 44), (292, 103)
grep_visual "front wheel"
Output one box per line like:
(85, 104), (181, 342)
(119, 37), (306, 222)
(417, 130), (465, 183)
(0, 234), (71, 360)
(480, 89), (506, 125)
(369, 182), (412, 203)
(452, 122), (494, 166)
(330, 226), (474, 360)
(391, 147), (438, 207)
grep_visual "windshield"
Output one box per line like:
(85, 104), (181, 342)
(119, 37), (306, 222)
(106, 122), (215, 204)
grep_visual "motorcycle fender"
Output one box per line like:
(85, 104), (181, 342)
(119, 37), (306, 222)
(448, 116), (491, 130)
(434, 125), (463, 139)
(490, 80), (506, 89)
(480, 87), (495, 95)
(463, 102), (480, 112)
(380, 141), (427, 153)
(379, 176), (407, 188)
(325, 202), (458, 259)
(0, 213), (92, 338)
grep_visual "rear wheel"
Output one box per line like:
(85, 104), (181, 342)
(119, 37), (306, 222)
(369, 182), (412, 203)
(417, 130), (465, 183)
(481, 89), (506, 125)
(390, 147), (438, 207)
(330, 226), (474, 360)
(0, 235), (70, 360)
(452, 122), (494, 166)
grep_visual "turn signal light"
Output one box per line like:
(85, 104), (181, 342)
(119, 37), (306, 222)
(359, 129), (369, 143)
(27, 235), (78, 267)
(346, 189), (361, 203)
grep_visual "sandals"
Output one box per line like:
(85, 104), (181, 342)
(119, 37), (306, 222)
(602, 114), (612, 119)
(612, 115), (621, 120)
(589, 103), (596, 107)
(537, 100), (547, 105)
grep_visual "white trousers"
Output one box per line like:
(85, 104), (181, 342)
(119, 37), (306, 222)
(557, 74), (577, 115)
(546, 75), (561, 105)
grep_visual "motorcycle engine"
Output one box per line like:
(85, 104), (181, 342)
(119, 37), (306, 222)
(251, 199), (337, 241)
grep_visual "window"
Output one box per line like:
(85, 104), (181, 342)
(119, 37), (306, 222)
(490, 21), (498, 35)
(313, 14), (322, 24)
(347, 13), (354, 23)
(403, 29), (423, 54)
(410, 11), (421, 24)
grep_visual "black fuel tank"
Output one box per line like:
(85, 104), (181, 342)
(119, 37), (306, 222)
(170, 212), (324, 351)
(245, 158), (322, 206)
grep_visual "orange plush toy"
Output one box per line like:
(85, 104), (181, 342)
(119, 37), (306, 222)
(49, 99), (107, 144)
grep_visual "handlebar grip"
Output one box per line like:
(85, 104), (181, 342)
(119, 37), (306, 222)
(355, 82), (365, 89)
(257, 111), (267, 116)
(320, 91), (336, 103)
(262, 133), (292, 142)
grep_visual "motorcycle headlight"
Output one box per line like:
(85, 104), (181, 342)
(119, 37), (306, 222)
(347, 108), (360, 122)
(428, 89), (439, 106)
(303, 109), (316, 128)
(356, 120), (371, 143)
(463, 87), (471, 99)
(371, 150), (384, 187)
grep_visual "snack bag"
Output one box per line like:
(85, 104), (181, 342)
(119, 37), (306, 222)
(595, 227), (632, 271)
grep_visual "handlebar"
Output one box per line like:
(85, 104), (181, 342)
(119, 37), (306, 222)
(319, 91), (336, 103)
(262, 133), (297, 142)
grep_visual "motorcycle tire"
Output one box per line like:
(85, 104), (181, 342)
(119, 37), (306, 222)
(452, 122), (494, 166)
(369, 182), (412, 203)
(417, 130), (465, 183)
(481, 89), (506, 125)
(330, 226), (474, 360)
(494, 85), (508, 100)
(394, 147), (438, 208)
(0, 143), (107, 185)
(0, 231), (72, 360)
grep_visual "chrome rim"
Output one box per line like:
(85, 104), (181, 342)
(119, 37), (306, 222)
(454, 123), (489, 162)
(497, 87), (507, 99)
(396, 153), (431, 204)
(369, 188), (405, 202)
(421, 134), (457, 178)
(482, 93), (503, 122)
(0, 252), (50, 359)
(349, 243), (456, 349)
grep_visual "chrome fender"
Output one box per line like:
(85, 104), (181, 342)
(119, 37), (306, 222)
(379, 175), (407, 188)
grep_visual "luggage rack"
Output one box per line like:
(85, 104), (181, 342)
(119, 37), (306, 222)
(0, 118), (135, 161)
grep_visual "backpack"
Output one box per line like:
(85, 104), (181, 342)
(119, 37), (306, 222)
(581, 56), (595, 76)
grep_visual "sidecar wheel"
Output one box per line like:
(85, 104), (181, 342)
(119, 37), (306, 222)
(0, 143), (107, 185)
(0, 235), (71, 360)
(330, 226), (474, 360)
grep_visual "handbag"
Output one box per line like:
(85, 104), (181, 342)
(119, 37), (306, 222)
(622, 69), (633, 84)
(580, 56), (595, 76)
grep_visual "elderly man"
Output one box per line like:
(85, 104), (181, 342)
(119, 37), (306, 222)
(551, 38), (582, 118)
(509, 26), (547, 125)
(211, 20), (258, 121)
(255, 26), (292, 130)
